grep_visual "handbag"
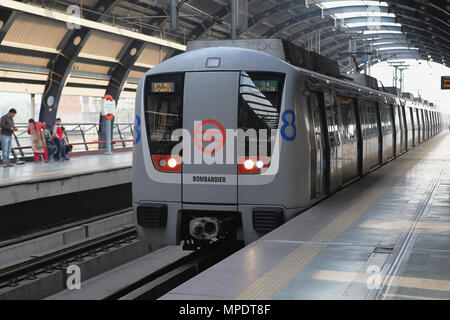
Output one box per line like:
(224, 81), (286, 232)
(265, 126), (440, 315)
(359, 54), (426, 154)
(65, 144), (73, 153)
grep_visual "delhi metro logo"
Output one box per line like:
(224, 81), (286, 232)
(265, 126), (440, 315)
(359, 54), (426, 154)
(193, 119), (226, 154)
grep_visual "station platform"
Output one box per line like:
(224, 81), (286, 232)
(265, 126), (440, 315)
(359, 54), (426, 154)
(163, 133), (450, 300)
(0, 152), (132, 241)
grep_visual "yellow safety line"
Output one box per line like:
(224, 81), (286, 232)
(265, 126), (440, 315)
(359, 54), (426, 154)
(235, 135), (448, 300)
(235, 185), (389, 300)
(235, 244), (325, 300)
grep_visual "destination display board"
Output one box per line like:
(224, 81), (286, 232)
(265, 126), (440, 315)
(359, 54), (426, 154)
(441, 76), (450, 90)
(152, 82), (175, 93)
(253, 80), (278, 92)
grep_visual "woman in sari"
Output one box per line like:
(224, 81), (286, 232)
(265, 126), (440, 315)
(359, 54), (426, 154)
(27, 119), (48, 163)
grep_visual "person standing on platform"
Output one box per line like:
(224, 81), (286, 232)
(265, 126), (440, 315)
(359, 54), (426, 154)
(53, 118), (70, 161)
(27, 119), (48, 163)
(0, 108), (18, 167)
(42, 122), (57, 161)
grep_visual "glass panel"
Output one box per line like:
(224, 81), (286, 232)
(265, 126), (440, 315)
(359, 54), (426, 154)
(238, 71), (285, 157)
(238, 71), (285, 131)
(338, 97), (357, 140)
(144, 73), (184, 155)
(366, 101), (378, 136)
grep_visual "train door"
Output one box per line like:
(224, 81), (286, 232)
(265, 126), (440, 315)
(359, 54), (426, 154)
(380, 104), (394, 161)
(416, 109), (421, 144)
(307, 93), (326, 199)
(324, 93), (343, 193)
(365, 101), (381, 170)
(337, 96), (358, 184)
(421, 110), (426, 141)
(398, 105), (406, 153)
(353, 99), (363, 176)
(411, 108), (417, 146)
(425, 110), (430, 140)
(359, 101), (370, 175)
(406, 107), (414, 149)
(182, 72), (239, 204)
(431, 112), (436, 136)
(392, 104), (400, 156)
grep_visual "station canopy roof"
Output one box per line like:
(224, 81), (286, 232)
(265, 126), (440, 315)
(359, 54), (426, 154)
(0, 0), (447, 97)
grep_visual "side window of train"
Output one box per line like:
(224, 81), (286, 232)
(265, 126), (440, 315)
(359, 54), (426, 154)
(365, 101), (378, 136)
(326, 103), (340, 147)
(405, 107), (412, 131)
(238, 71), (286, 155)
(238, 72), (285, 131)
(337, 97), (357, 141)
(381, 104), (393, 134)
(308, 93), (322, 137)
(397, 105), (403, 131)
(393, 104), (400, 132)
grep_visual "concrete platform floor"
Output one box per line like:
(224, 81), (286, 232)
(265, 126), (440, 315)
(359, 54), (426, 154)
(0, 151), (132, 188)
(163, 133), (450, 300)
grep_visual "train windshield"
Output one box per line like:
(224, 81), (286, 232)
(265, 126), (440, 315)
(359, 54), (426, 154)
(238, 72), (285, 131)
(238, 71), (285, 157)
(144, 73), (184, 155)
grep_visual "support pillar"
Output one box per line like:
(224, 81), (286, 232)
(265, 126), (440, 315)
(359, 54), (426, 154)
(30, 93), (36, 120)
(99, 40), (145, 148)
(231, 0), (238, 40)
(170, 0), (178, 31)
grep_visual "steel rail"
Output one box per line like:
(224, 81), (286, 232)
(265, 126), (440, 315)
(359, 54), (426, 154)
(0, 227), (137, 289)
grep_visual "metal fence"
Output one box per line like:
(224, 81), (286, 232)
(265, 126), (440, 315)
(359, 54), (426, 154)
(8, 122), (134, 159)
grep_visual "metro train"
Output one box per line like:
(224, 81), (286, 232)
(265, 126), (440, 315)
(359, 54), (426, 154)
(132, 39), (445, 250)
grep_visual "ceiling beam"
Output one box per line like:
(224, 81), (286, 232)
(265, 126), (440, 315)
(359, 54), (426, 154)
(38, 0), (121, 129)
(0, 0), (186, 51)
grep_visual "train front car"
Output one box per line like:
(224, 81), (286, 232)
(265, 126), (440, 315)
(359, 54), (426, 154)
(132, 46), (309, 250)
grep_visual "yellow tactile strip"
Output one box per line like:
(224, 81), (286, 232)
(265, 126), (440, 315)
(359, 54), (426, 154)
(235, 243), (326, 300)
(235, 135), (448, 300)
(234, 194), (382, 300)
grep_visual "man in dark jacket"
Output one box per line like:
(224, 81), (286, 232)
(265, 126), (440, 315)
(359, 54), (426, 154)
(1, 108), (18, 167)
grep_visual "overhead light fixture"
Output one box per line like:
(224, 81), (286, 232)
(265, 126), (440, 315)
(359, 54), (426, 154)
(318, 1), (389, 9)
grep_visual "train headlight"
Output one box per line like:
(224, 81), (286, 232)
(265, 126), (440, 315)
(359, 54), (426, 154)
(152, 155), (181, 173)
(238, 157), (270, 174)
(167, 158), (177, 168)
(244, 159), (255, 170)
(158, 158), (167, 167)
(256, 160), (264, 169)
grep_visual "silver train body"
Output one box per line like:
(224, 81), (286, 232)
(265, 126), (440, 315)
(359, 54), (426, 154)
(133, 40), (445, 250)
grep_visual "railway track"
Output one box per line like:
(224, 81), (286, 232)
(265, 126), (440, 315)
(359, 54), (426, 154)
(0, 227), (137, 290)
(0, 208), (133, 249)
(105, 239), (244, 300)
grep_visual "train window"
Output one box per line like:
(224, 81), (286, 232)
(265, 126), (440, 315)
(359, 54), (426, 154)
(326, 103), (340, 147)
(381, 104), (393, 135)
(413, 108), (419, 129)
(365, 101), (378, 136)
(407, 107), (413, 127)
(338, 97), (357, 140)
(238, 71), (285, 157)
(238, 72), (285, 130)
(144, 73), (184, 155)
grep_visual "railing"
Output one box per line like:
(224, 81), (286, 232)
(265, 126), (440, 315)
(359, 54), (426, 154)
(7, 123), (134, 160)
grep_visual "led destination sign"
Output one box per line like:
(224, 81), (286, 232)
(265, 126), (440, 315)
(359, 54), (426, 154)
(151, 82), (175, 93)
(253, 80), (278, 92)
(441, 76), (450, 90)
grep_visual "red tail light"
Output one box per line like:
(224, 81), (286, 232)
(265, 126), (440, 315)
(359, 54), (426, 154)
(152, 155), (181, 173)
(238, 157), (271, 174)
